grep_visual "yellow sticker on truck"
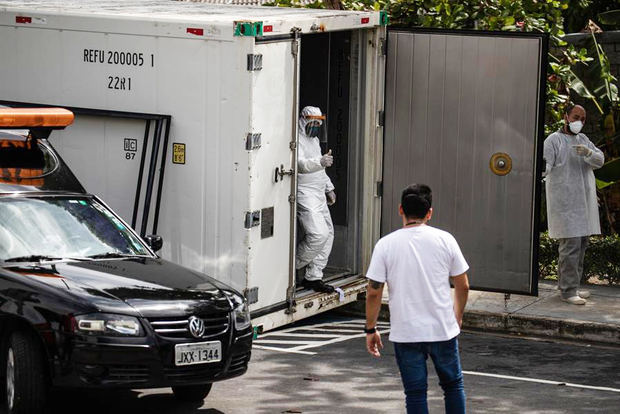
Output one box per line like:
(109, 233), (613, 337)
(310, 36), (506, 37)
(173, 143), (186, 165)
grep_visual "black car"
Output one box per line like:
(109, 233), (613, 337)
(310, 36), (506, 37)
(0, 109), (252, 414)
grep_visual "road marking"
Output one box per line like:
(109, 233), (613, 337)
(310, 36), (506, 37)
(253, 319), (390, 354)
(294, 332), (386, 351)
(258, 332), (342, 338)
(252, 345), (317, 355)
(252, 339), (318, 345)
(293, 328), (362, 334)
(463, 371), (620, 393)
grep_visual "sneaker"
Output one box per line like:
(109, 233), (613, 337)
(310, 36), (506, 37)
(561, 296), (586, 305)
(304, 279), (335, 294)
(578, 290), (591, 299)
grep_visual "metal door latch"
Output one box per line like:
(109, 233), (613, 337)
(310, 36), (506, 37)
(275, 164), (294, 182)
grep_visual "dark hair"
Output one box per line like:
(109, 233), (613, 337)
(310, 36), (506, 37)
(401, 184), (432, 219)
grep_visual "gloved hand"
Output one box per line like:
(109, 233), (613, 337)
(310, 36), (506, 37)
(320, 149), (333, 167)
(326, 190), (336, 206)
(573, 145), (592, 157)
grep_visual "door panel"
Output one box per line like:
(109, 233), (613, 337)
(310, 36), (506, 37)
(382, 30), (546, 294)
(247, 41), (296, 311)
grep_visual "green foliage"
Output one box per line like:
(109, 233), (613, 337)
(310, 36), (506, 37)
(598, 10), (620, 28)
(539, 231), (559, 280)
(563, 0), (619, 32)
(263, 0), (326, 8)
(539, 232), (620, 285)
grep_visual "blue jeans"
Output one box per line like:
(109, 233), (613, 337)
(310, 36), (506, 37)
(393, 337), (466, 414)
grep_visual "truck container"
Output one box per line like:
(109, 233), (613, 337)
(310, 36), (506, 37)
(0, 0), (548, 331)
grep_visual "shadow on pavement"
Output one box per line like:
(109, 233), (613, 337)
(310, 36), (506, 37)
(47, 389), (224, 414)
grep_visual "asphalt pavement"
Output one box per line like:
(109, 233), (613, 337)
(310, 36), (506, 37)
(45, 313), (620, 414)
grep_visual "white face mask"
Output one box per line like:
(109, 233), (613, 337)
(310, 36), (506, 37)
(569, 120), (583, 134)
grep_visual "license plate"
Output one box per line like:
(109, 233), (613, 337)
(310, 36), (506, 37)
(175, 341), (222, 366)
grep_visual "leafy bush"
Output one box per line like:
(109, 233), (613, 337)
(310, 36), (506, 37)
(539, 232), (620, 285)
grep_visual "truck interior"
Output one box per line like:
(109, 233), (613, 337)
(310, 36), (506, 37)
(296, 30), (367, 291)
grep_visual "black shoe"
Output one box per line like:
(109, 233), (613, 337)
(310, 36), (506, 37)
(304, 279), (335, 294)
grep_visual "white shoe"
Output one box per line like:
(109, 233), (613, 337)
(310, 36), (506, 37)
(578, 290), (591, 299)
(562, 296), (586, 305)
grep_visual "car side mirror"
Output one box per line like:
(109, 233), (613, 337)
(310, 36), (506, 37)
(144, 234), (163, 252)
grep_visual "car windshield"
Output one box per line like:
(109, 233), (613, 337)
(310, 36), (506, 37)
(0, 197), (150, 262)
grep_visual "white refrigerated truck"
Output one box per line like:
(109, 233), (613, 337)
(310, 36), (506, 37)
(0, 0), (548, 332)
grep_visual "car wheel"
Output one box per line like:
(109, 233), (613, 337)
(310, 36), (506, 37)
(3, 331), (48, 414)
(171, 383), (212, 402)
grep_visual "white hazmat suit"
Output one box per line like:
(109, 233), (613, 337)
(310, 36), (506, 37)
(544, 130), (604, 239)
(296, 106), (335, 283)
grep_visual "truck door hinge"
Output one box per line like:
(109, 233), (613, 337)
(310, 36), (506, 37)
(291, 27), (301, 57)
(244, 210), (261, 229)
(246, 133), (262, 150)
(288, 194), (296, 204)
(291, 41), (299, 57)
(247, 54), (263, 71)
(378, 110), (385, 127)
(289, 141), (296, 150)
(379, 38), (387, 56)
(376, 181), (383, 197)
(285, 292), (297, 314)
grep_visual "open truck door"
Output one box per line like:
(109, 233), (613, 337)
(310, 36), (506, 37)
(245, 38), (298, 314)
(381, 29), (548, 295)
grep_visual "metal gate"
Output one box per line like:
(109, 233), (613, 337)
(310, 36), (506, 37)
(381, 29), (548, 295)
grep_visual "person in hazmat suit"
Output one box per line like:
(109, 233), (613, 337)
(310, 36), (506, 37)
(544, 104), (604, 305)
(296, 106), (337, 293)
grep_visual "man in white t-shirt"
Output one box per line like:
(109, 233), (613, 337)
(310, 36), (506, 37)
(365, 184), (470, 414)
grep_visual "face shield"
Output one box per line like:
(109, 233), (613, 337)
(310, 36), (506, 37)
(302, 113), (327, 148)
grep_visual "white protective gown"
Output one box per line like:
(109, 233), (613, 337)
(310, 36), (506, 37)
(296, 107), (335, 281)
(544, 130), (604, 239)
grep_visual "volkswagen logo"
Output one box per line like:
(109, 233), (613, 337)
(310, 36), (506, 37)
(188, 316), (205, 338)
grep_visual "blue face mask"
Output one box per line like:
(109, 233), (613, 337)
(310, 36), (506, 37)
(305, 124), (321, 137)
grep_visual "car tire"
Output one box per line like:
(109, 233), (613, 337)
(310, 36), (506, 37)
(171, 383), (212, 402)
(3, 331), (48, 414)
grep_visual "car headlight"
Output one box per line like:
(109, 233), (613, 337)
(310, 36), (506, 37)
(233, 302), (251, 331)
(73, 313), (144, 337)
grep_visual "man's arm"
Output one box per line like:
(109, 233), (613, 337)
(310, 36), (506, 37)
(298, 156), (323, 174)
(583, 138), (605, 169)
(450, 273), (469, 327)
(365, 279), (384, 357)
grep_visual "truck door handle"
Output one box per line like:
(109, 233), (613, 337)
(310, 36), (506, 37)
(275, 164), (294, 183)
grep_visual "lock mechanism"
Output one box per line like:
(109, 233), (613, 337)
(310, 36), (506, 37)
(275, 164), (294, 182)
(490, 152), (512, 176)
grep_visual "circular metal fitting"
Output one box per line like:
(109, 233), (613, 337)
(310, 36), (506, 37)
(490, 152), (512, 176)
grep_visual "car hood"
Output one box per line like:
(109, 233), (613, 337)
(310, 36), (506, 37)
(2, 258), (235, 317)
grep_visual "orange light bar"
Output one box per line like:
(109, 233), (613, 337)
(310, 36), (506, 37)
(305, 114), (326, 120)
(0, 108), (74, 128)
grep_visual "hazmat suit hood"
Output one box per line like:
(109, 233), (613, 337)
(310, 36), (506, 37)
(299, 106), (324, 140)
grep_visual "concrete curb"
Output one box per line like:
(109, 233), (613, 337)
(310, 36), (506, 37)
(463, 310), (620, 345)
(338, 301), (620, 346)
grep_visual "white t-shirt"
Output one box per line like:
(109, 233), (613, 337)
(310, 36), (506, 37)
(366, 225), (469, 343)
